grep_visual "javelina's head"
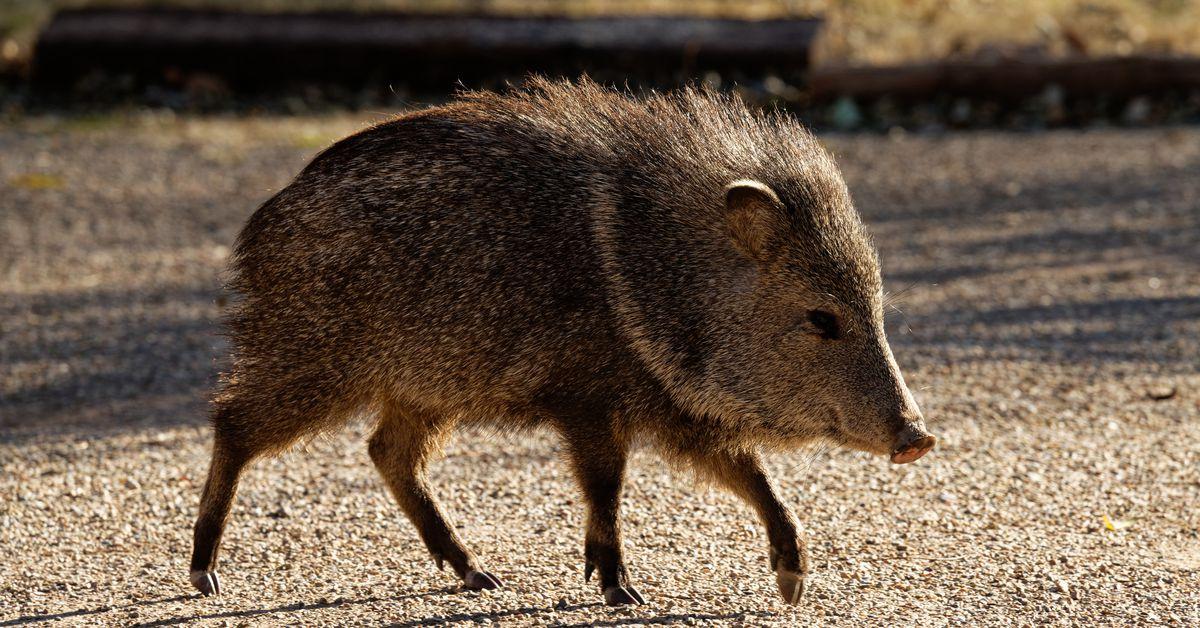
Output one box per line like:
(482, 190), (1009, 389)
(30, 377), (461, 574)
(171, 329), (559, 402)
(709, 174), (935, 464)
(560, 82), (933, 462)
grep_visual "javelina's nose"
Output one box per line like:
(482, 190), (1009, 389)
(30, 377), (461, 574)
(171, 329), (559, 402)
(890, 425), (936, 464)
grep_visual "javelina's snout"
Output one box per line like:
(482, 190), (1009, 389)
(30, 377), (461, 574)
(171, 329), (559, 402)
(890, 423), (937, 464)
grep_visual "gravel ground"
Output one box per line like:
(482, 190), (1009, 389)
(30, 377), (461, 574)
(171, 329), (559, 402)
(1, 114), (1198, 626)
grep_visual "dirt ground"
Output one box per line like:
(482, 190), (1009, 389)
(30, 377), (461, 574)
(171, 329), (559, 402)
(1, 114), (1198, 626)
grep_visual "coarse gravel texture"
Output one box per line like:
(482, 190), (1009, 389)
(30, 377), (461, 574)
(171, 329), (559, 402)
(1, 113), (1198, 626)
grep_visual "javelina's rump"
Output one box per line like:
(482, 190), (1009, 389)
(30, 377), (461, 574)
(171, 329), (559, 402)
(189, 78), (936, 606)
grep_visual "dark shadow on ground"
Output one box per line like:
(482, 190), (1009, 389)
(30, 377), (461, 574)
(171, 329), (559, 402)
(853, 149), (1200, 226)
(862, 161), (1199, 372)
(0, 595), (195, 626)
(0, 283), (223, 443)
(1, 589), (775, 627)
(890, 295), (1200, 370)
(550, 611), (777, 627)
(126, 590), (455, 628)
(884, 223), (1198, 286)
(2, 588), (447, 627)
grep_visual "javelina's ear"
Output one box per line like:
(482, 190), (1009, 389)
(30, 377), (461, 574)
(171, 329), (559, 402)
(725, 179), (785, 260)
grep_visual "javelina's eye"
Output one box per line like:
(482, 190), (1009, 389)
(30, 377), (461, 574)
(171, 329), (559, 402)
(804, 310), (840, 340)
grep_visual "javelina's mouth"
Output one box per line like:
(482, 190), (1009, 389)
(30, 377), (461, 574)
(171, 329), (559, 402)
(890, 433), (936, 464)
(826, 425), (892, 457)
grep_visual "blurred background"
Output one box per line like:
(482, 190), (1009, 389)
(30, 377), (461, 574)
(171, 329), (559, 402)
(3, 0), (1200, 126)
(2, 2), (1197, 626)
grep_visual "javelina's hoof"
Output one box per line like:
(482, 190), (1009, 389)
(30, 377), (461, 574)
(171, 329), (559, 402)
(603, 585), (646, 606)
(774, 568), (805, 605)
(462, 570), (503, 591)
(190, 570), (221, 596)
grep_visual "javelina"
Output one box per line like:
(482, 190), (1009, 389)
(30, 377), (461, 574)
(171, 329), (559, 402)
(189, 78), (936, 606)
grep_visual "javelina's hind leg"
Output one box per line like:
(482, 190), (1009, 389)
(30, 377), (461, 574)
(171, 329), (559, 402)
(696, 449), (808, 605)
(562, 428), (645, 606)
(368, 401), (502, 591)
(190, 384), (335, 597)
(189, 408), (258, 596)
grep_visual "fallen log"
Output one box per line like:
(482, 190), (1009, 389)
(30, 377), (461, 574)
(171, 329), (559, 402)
(809, 56), (1200, 103)
(33, 8), (822, 91)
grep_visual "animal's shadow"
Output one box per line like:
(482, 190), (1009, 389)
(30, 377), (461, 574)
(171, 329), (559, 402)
(1, 589), (775, 626)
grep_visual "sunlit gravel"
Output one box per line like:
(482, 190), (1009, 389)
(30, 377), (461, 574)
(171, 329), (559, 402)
(2, 114), (1197, 625)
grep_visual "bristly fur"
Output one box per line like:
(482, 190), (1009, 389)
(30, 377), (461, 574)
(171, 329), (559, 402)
(189, 77), (929, 605)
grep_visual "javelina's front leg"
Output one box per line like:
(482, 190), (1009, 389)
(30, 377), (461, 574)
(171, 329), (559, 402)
(561, 429), (645, 606)
(368, 402), (502, 591)
(700, 450), (808, 604)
